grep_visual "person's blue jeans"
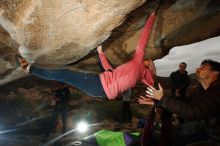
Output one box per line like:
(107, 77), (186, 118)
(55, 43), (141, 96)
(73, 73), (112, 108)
(30, 66), (107, 98)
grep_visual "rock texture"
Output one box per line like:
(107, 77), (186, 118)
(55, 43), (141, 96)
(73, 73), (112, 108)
(0, 0), (220, 85)
(0, 0), (146, 66)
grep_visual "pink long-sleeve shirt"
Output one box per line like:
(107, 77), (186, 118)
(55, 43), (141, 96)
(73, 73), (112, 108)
(99, 12), (156, 100)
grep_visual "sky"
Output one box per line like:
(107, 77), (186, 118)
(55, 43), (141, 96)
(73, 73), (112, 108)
(154, 36), (220, 77)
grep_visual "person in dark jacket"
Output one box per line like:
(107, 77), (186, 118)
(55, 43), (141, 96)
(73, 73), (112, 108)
(42, 82), (70, 141)
(122, 88), (132, 123)
(139, 59), (220, 146)
(169, 62), (190, 98)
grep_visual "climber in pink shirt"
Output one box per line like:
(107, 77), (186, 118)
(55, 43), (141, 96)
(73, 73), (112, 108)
(18, 11), (157, 100)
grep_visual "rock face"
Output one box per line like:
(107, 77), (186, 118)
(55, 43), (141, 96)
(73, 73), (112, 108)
(159, 0), (220, 54)
(0, 0), (220, 85)
(0, 0), (146, 66)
